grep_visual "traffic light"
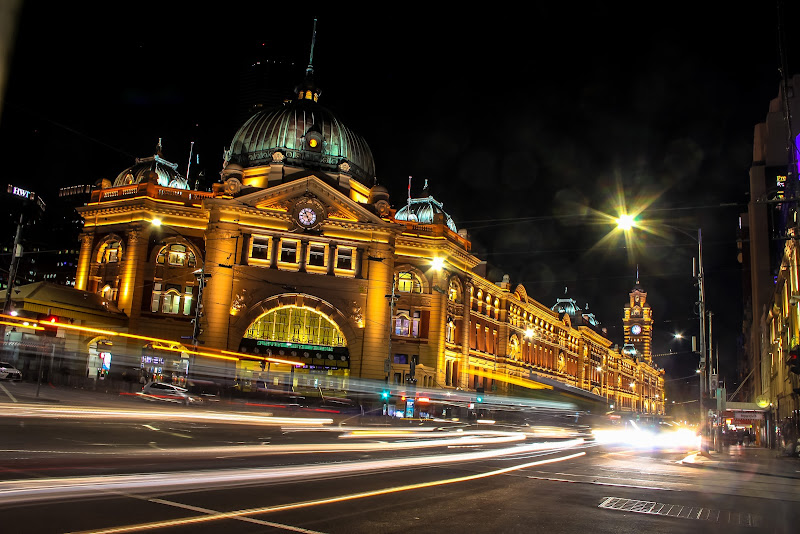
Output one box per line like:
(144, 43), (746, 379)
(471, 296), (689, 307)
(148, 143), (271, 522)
(260, 360), (266, 371)
(380, 390), (390, 400)
(40, 315), (59, 337)
(788, 348), (800, 375)
(476, 395), (483, 403)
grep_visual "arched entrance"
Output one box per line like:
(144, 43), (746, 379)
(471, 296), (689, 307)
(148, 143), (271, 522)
(87, 336), (114, 382)
(238, 299), (351, 397)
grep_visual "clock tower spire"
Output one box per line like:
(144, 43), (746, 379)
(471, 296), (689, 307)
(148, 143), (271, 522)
(623, 275), (653, 363)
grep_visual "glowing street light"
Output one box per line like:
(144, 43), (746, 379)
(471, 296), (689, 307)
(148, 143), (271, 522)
(524, 328), (535, 339)
(616, 213), (636, 231)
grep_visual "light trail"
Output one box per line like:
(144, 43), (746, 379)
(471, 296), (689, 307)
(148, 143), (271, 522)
(0, 439), (584, 506)
(0, 403), (333, 427)
(0, 430), (528, 459)
(71, 451), (586, 534)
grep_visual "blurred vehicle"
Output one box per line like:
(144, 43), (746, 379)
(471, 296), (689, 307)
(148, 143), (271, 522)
(140, 381), (203, 405)
(0, 361), (22, 381)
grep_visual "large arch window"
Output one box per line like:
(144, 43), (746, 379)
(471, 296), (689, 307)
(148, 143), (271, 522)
(244, 306), (345, 347)
(396, 271), (421, 293)
(156, 243), (196, 268)
(97, 240), (122, 263)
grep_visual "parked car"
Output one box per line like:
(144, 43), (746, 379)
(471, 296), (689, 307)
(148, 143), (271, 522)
(0, 361), (22, 381)
(140, 381), (203, 405)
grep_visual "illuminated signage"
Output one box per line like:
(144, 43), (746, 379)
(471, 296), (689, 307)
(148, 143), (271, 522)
(6, 184), (46, 211)
(8, 185), (32, 199)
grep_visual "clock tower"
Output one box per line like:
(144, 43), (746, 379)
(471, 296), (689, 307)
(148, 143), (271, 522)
(623, 275), (653, 363)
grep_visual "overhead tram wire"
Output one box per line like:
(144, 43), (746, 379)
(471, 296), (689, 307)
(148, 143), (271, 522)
(456, 203), (747, 230)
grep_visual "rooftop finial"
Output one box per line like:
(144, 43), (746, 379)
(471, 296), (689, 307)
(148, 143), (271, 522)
(298, 19), (321, 102)
(307, 18), (317, 77)
(636, 264), (639, 284)
(407, 176), (412, 215)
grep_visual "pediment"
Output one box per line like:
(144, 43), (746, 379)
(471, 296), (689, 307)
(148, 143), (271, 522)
(233, 176), (387, 225)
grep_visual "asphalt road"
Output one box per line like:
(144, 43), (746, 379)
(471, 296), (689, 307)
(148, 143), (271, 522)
(0, 387), (798, 534)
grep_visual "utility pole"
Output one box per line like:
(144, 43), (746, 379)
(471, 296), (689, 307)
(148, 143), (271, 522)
(385, 279), (397, 384)
(3, 213), (24, 314)
(696, 228), (709, 454)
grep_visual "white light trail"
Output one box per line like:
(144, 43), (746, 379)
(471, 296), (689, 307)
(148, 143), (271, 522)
(0, 439), (585, 506)
(70, 450), (587, 534)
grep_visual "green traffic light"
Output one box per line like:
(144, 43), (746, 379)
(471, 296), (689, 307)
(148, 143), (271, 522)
(381, 391), (389, 399)
(476, 396), (483, 403)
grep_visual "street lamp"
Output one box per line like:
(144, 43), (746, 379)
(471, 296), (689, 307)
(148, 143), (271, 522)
(616, 215), (709, 449)
(151, 218), (208, 378)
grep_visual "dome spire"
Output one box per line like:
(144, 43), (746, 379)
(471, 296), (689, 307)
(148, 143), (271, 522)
(306, 18), (317, 78)
(297, 19), (321, 102)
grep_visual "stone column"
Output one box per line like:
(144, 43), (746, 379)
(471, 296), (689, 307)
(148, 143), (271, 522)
(75, 232), (95, 291)
(202, 221), (242, 350)
(118, 226), (146, 319)
(357, 243), (393, 380)
(327, 244), (336, 275)
(460, 281), (472, 389)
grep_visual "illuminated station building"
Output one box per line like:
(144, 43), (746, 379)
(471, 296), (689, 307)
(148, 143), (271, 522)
(69, 63), (664, 414)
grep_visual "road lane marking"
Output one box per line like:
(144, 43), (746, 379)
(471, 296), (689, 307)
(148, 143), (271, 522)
(68, 451), (586, 534)
(0, 383), (17, 402)
(526, 475), (672, 491)
(147, 497), (327, 534)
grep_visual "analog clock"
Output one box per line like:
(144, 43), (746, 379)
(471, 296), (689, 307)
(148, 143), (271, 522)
(631, 324), (642, 335)
(298, 206), (317, 227)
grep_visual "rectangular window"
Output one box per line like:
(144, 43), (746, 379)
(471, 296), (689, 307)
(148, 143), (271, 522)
(393, 354), (408, 364)
(336, 247), (353, 270)
(182, 286), (193, 315)
(250, 236), (270, 261)
(280, 240), (298, 263)
(151, 282), (162, 313)
(445, 321), (456, 343)
(411, 310), (421, 338)
(308, 244), (326, 267)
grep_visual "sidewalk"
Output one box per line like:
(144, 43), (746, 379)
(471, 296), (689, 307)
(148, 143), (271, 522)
(681, 444), (800, 479)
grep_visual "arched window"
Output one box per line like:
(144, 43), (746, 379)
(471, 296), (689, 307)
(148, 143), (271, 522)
(445, 318), (456, 343)
(396, 271), (421, 293)
(156, 243), (196, 267)
(99, 283), (118, 303)
(448, 278), (461, 302)
(244, 306), (346, 347)
(97, 240), (122, 263)
(151, 282), (193, 315)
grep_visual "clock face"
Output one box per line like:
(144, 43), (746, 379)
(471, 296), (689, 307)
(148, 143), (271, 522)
(631, 324), (642, 335)
(298, 207), (317, 227)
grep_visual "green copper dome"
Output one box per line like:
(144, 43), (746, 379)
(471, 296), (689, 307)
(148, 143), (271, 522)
(227, 98), (376, 185)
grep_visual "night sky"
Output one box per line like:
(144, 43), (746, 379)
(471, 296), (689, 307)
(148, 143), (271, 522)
(2, 2), (799, 396)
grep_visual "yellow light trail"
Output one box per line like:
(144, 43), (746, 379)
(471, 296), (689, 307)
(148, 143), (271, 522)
(0, 314), (300, 365)
(469, 367), (552, 391)
(71, 451), (586, 534)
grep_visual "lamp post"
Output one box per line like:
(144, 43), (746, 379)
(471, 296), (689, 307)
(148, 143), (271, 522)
(151, 218), (207, 380)
(616, 218), (709, 451)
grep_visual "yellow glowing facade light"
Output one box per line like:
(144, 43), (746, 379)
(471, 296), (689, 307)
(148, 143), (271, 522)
(431, 257), (445, 271)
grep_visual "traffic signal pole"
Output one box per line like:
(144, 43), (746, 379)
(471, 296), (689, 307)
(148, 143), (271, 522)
(696, 228), (710, 454)
(2, 213), (24, 314)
